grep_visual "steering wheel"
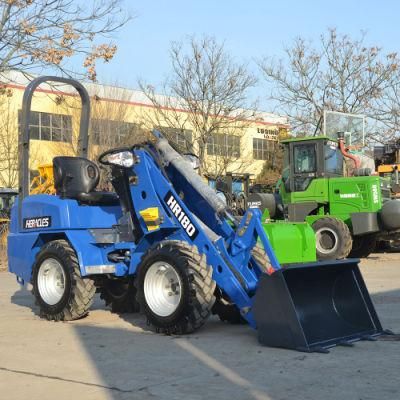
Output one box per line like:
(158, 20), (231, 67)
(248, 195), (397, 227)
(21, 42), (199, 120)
(98, 147), (133, 166)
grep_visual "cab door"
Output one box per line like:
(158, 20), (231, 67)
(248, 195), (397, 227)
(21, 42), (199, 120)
(290, 142), (317, 192)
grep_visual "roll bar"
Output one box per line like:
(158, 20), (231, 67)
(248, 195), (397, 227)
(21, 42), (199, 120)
(18, 76), (91, 228)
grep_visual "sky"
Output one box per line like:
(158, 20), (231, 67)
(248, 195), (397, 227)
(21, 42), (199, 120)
(82, 0), (400, 111)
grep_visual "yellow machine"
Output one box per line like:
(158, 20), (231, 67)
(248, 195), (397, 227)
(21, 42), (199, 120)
(30, 164), (56, 195)
(374, 140), (400, 196)
(377, 164), (399, 174)
(0, 213), (10, 247)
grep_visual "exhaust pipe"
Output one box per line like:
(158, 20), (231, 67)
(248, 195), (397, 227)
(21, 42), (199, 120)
(337, 132), (361, 174)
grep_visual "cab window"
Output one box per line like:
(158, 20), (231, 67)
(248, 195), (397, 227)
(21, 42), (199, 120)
(324, 144), (343, 175)
(292, 143), (317, 192)
(294, 144), (316, 173)
(282, 146), (290, 180)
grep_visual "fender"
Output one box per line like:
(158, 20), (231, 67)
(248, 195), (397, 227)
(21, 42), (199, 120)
(8, 229), (128, 283)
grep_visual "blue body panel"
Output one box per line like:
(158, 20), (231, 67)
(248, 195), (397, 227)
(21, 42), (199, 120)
(8, 196), (123, 282)
(10, 195), (122, 232)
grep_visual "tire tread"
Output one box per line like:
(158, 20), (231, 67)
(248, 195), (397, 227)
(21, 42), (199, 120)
(312, 217), (352, 260)
(32, 240), (95, 321)
(136, 240), (216, 335)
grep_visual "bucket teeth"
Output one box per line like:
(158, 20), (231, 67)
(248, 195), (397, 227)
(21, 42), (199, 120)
(361, 335), (378, 341)
(337, 341), (355, 347)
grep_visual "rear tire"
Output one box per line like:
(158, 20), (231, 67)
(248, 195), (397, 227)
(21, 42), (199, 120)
(99, 278), (139, 313)
(136, 241), (216, 334)
(32, 240), (95, 321)
(312, 218), (352, 260)
(349, 234), (377, 258)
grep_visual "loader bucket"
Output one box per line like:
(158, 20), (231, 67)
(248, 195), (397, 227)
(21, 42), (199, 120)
(252, 259), (384, 352)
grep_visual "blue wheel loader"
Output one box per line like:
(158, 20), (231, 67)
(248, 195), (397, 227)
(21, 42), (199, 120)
(7, 76), (389, 352)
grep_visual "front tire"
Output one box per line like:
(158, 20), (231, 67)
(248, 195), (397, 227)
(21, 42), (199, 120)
(32, 240), (95, 321)
(312, 217), (352, 260)
(136, 241), (216, 334)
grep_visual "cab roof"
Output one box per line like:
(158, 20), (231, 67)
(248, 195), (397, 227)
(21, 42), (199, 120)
(280, 135), (338, 144)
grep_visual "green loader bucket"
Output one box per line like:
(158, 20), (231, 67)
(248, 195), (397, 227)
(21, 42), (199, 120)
(253, 259), (384, 352)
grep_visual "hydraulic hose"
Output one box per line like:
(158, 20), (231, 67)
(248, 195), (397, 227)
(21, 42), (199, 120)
(154, 136), (227, 216)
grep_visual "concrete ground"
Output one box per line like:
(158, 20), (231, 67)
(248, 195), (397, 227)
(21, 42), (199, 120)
(0, 254), (399, 400)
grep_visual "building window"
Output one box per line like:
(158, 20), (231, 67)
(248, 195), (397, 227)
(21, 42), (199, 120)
(253, 138), (274, 160)
(207, 134), (240, 157)
(158, 127), (193, 151)
(91, 119), (140, 145)
(18, 110), (72, 142)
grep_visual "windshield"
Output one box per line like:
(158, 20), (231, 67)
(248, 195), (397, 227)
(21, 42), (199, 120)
(294, 144), (316, 173)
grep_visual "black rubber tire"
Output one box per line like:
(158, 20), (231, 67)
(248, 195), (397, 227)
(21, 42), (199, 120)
(349, 234), (377, 258)
(32, 240), (95, 321)
(312, 217), (352, 260)
(135, 240), (216, 334)
(212, 290), (244, 324)
(212, 245), (269, 324)
(375, 240), (391, 252)
(99, 278), (139, 313)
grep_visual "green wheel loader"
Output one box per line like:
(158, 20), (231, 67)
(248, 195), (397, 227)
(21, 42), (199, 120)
(248, 133), (400, 260)
(213, 173), (317, 264)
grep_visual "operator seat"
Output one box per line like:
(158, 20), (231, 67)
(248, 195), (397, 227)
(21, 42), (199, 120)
(53, 156), (119, 206)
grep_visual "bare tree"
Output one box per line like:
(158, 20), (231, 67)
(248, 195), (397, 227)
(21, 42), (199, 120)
(90, 87), (149, 150)
(0, 0), (130, 81)
(255, 140), (283, 187)
(0, 91), (47, 196)
(51, 84), (150, 187)
(0, 89), (18, 187)
(373, 70), (400, 141)
(259, 29), (400, 141)
(90, 89), (150, 187)
(139, 35), (257, 176)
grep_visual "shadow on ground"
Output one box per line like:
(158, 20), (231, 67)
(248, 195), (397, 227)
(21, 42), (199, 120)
(7, 274), (400, 400)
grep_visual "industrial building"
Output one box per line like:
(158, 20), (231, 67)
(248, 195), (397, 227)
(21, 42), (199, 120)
(0, 71), (289, 188)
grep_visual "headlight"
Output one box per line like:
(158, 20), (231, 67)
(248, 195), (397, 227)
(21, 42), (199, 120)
(106, 151), (135, 168)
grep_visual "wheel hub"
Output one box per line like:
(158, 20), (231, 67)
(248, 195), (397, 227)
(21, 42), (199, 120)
(37, 258), (66, 305)
(315, 227), (339, 254)
(144, 261), (182, 317)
